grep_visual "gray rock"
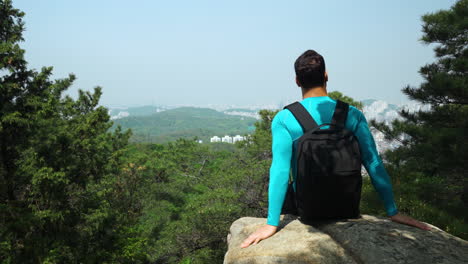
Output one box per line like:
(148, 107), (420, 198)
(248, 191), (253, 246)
(223, 214), (357, 264)
(224, 214), (468, 264)
(316, 215), (468, 264)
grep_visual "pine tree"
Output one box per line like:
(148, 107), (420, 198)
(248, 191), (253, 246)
(370, 0), (468, 213)
(0, 0), (132, 262)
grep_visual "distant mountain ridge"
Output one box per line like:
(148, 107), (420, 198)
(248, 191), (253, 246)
(107, 105), (273, 120)
(107, 99), (429, 148)
(108, 105), (170, 120)
(110, 106), (256, 143)
(107, 99), (427, 123)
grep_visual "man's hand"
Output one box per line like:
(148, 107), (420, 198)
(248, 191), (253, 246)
(389, 212), (432, 230)
(240, 224), (278, 248)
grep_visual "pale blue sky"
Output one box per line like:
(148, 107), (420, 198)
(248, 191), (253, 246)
(14, 0), (456, 107)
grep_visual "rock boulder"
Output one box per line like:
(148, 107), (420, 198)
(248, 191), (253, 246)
(223, 214), (468, 264)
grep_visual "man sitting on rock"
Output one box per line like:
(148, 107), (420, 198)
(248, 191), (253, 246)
(241, 49), (431, 249)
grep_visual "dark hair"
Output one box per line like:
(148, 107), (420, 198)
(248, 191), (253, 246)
(294, 50), (326, 89)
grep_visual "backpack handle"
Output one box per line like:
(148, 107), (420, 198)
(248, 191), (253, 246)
(307, 123), (345, 134)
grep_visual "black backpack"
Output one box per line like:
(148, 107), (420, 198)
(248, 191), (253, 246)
(280, 99), (362, 223)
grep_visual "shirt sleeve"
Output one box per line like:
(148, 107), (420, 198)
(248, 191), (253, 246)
(266, 113), (293, 226)
(353, 111), (399, 216)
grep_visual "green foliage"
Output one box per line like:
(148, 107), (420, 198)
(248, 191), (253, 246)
(102, 108), (279, 263)
(0, 1), (136, 262)
(369, 0), (468, 239)
(328, 91), (363, 110)
(111, 107), (256, 143)
(237, 109), (278, 159)
(113, 140), (243, 263)
(361, 165), (468, 239)
(2, 0), (467, 263)
(207, 142), (238, 152)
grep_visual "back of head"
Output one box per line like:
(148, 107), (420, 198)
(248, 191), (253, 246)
(294, 50), (326, 89)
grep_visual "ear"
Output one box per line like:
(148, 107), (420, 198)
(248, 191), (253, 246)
(295, 76), (301, 87)
(324, 71), (328, 83)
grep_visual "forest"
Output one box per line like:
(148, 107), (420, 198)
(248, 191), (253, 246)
(0, 0), (466, 263)
(110, 106), (256, 144)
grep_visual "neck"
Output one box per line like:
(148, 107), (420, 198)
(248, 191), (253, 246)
(301, 86), (328, 99)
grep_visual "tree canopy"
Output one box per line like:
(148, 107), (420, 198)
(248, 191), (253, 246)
(1, 0), (133, 262)
(370, 0), (467, 237)
(1, 0), (467, 263)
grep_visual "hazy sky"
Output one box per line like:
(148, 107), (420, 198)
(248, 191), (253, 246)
(15, 0), (456, 107)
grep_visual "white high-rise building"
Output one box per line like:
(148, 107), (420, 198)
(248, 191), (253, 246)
(233, 135), (245, 143)
(221, 135), (233, 143)
(210, 136), (221, 143)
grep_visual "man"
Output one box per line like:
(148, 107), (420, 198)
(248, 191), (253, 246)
(241, 50), (431, 249)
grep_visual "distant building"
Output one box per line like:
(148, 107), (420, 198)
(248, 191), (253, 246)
(210, 135), (247, 144)
(197, 139), (203, 144)
(210, 136), (221, 143)
(221, 135), (233, 143)
(233, 135), (245, 143)
(110, 111), (130, 120)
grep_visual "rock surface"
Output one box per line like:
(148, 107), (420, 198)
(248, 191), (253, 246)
(223, 214), (468, 264)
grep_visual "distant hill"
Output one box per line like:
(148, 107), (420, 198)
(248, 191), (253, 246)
(108, 105), (169, 119)
(107, 99), (430, 146)
(223, 108), (260, 119)
(110, 107), (256, 143)
(223, 108), (258, 113)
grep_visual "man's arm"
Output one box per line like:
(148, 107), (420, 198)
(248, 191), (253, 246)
(353, 110), (399, 216)
(266, 112), (293, 226)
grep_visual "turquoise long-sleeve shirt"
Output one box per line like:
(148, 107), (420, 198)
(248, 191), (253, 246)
(266, 96), (399, 226)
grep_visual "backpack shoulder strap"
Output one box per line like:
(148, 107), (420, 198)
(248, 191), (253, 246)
(331, 99), (350, 127)
(283, 101), (319, 132)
